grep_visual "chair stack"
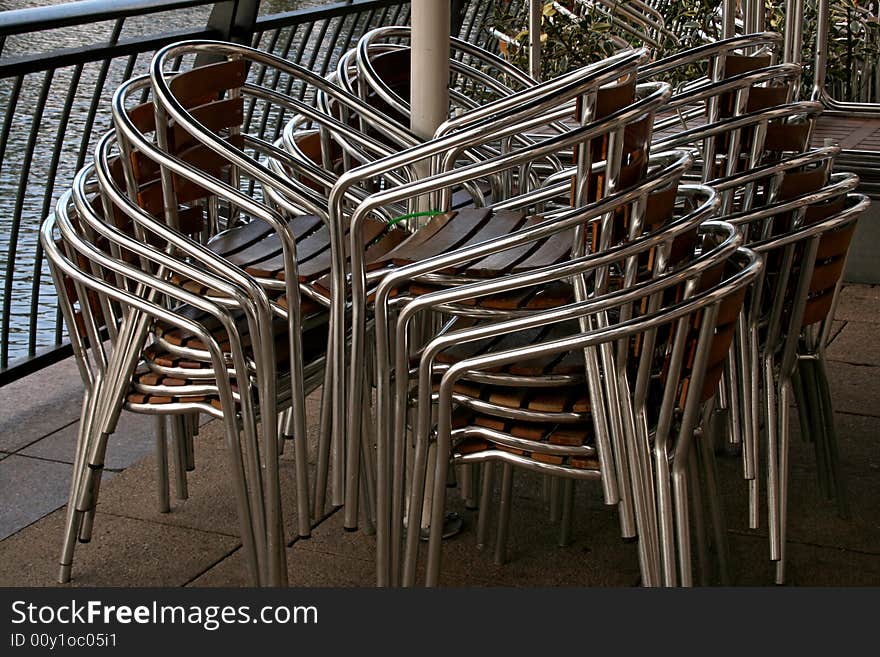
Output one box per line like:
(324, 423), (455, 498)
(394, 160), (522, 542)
(41, 24), (870, 588)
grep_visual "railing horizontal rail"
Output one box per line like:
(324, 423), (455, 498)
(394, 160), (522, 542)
(0, 28), (224, 78)
(0, 0), (217, 37)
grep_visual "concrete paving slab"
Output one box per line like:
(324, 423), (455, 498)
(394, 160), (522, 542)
(834, 284), (880, 323)
(827, 320), (880, 366)
(825, 361), (880, 417)
(728, 533), (880, 586)
(20, 410), (157, 470)
(0, 357), (84, 453)
(0, 455), (73, 541)
(0, 507), (240, 587)
(293, 470), (640, 587)
(96, 420), (315, 541)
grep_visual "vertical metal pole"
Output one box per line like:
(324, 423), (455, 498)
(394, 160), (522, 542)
(722, 0), (737, 40)
(410, 0), (450, 141)
(812, 0), (830, 102)
(528, 0), (542, 81)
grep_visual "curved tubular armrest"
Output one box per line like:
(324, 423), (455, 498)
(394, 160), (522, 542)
(747, 192), (869, 253)
(660, 63), (802, 112)
(149, 39), (416, 210)
(723, 173), (861, 231)
(77, 157), (261, 320)
(43, 209), (255, 407)
(653, 100), (822, 151)
(710, 144), (841, 193)
(638, 32), (784, 80)
(354, 25), (537, 119)
(435, 48), (648, 138)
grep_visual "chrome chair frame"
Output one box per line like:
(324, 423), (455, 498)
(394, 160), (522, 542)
(44, 182), (271, 585)
(406, 233), (761, 585)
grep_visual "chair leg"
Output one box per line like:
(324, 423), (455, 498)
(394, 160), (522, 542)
(697, 416), (731, 586)
(747, 326), (761, 530)
(558, 478), (575, 548)
(154, 415), (171, 514)
(184, 420), (195, 472)
(313, 374), (333, 519)
(671, 464), (692, 587)
(764, 358), (781, 563)
(358, 408), (377, 536)
(283, 404), (312, 540)
(775, 382), (792, 585)
(653, 440), (677, 587)
(688, 447), (710, 586)
(799, 359), (832, 498)
(815, 356), (849, 518)
(493, 463), (514, 566)
(75, 425), (115, 546)
(548, 475), (561, 522)
(476, 461), (495, 550)
(58, 399), (98, 583)
(171, 415), (189, 501)
(401, 427), (432, 586)
(219, 418), (262, 586)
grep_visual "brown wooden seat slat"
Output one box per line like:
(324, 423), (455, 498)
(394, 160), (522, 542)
(504, 228), (575, 274)
(815, 222), (857, 261)
(168, 59), (248, 108)
(385, 208), (495, 266)
(778, 163), (829, 200)
(478, 280), (574, 311)
(451, 410), (599, 469)
(723, 54), (772, 78)
(804, 196), (846, 225)
(222, 221), (332, 278)
(172, 97), (244, 152)
(209, 214), (323, 257)
(294, 218), (395, 283)
(485, 386), (529, 409)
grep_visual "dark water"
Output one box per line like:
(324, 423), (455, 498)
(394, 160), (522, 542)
(0, 0), (334, 364)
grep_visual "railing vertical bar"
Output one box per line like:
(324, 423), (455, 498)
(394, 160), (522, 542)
(1, 69), (55, 368)
(297, 18), (330, 101)
(72, 18), (126, 175)
(0, 75), (23, 178)
(245, 27), (283, 138)
(318, 13), (347, 78)
(28, 63), (86, 356)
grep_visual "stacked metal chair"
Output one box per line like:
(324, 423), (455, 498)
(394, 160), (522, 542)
(43, 159), (300, 585)
(707, 145), (869, 582)
(143, 41), (441, 535)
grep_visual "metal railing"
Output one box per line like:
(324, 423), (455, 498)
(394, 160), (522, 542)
(0, 0), (497, 385)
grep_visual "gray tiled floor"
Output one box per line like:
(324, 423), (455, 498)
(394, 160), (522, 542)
(1, 284), (878, 586)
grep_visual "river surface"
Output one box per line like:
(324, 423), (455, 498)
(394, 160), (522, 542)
(0, 0), (336, 364)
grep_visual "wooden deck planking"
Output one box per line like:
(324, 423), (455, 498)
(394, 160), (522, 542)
(811, 115), (880, 151)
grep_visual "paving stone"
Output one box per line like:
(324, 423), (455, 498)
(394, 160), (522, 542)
(96, 419), (317, 541)
(825, 360), (880, 417)
(834, 284), (880, 323)
(0, 357), (84, 452)
(826, 320), (880, 366)
(728, 533), (880, 586)
(714, 413), (880, 557)
(0, 455), (73, 541)
(20, 410), (157, 471)
(0, 507), (239, 587)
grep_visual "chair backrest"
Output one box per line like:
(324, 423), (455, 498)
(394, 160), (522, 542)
(732, 174), (869, 368)
(42, 182), (257, 422)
